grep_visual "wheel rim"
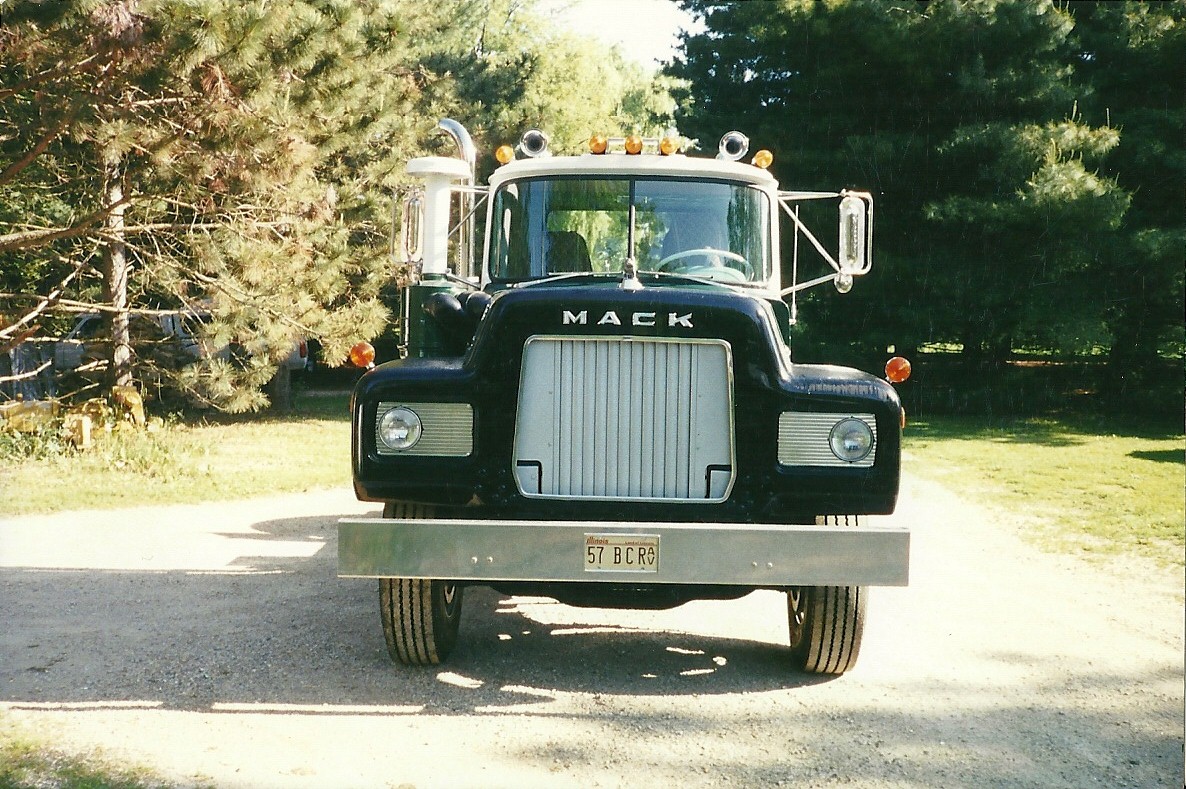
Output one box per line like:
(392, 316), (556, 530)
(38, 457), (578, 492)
(787, 588), (807, 649)
(441, 583), (459, 616)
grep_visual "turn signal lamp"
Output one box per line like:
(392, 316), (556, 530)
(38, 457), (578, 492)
(589, 134), (608, 154)
(349, 341), (376, 369)
(659, 136), (680, 155)
(624, 134), (644, 155)
(885, 356), (912, 384)
(752, 149), (774, 169)
(494, 144), (515, 165)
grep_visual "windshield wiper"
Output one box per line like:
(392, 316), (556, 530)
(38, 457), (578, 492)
(513, 272), (616, 289)
(643, 270), (757, 289)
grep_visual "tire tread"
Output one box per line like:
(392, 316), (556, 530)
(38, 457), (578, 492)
(790, 515), (867, 675)
(379, 503), (460, 666)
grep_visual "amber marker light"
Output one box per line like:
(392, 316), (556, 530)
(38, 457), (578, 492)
(659, 136), (680, 155)
(349, 341), (376, 369)
(752, 149), (774, 169)
(885, 356), (912, 384)
(494, 144), (515, 165)
(589, 134), (608, 154)
(624, 134), (644, 155)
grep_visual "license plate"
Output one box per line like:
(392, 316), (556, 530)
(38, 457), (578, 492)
(584, 534), (659, 573)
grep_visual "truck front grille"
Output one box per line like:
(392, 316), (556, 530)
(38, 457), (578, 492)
(513, 336), (735, 502)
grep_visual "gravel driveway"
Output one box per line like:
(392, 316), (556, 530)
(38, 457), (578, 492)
(1, 473), (1182, 788)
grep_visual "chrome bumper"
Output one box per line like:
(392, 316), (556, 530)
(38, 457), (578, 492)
(338, 518), (909, 586)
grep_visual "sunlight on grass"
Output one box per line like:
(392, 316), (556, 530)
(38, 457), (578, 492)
(0, 391), (352, 517)
(905, 416), (1186, 566)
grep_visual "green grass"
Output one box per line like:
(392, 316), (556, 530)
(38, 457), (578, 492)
(0, 390), (352, 517)
(904, 415), (1186, 566)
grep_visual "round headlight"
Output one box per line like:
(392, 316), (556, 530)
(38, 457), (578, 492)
(829, 417), (874, 463)
(378, 406), (422, 451)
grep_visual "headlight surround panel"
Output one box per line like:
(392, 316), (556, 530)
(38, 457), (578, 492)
(374, 401), (473, 457)
(778, 412), (877, 468)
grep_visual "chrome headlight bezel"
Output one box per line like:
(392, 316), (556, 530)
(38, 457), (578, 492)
(377, 406), (423, 451)
(828, 417), (875, 463)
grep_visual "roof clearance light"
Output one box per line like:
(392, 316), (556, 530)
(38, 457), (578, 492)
(494, 144), (515, 165)
(349, 341), (376, 369)
(520, 128), (550, 158)
(624, 134), (644, 155)
(589, 134), (608, 154)
(659, 136), (680, 155)
(718, 131), (749, 161)
(885, 356), (912, 384)
(752, 149), (773, 169)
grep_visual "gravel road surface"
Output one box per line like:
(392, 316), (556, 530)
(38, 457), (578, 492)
(1, 473), (1182, 788)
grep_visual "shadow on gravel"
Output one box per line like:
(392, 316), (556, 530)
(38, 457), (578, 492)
(2, 508), (1182, 787)
(0, 509), (829, 718)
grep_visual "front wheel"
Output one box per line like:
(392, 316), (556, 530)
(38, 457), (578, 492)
(379, 502), (463, 665)
(786, 585), (865, 674)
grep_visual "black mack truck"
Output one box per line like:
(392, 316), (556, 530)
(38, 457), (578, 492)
(338, 120), (911, 675)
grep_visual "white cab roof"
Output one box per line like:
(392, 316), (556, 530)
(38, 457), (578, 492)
(486, 153), (779, 190)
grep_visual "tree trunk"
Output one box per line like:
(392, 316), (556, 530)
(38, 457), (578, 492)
(103, 161), (132, 389)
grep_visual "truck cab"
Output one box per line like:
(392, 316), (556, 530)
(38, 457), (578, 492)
(339, 122), (910, 674)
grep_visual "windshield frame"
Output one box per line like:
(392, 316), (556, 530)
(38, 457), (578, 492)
(485, 174), (774, 287)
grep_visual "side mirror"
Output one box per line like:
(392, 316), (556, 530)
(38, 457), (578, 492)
(838, 191), (873, 281)
(778, 188), (875, 305)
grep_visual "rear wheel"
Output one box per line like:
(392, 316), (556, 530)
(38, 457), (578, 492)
(786, 516), (866, 675)
(379, 502), (463, 665)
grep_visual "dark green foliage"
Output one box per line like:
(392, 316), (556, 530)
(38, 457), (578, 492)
(671, 0), (1183, 392)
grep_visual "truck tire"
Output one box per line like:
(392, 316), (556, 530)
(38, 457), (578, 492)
(379, 502), (463, 665)
(787, 581), (863, 673)
(787, 514), (866, 674)
(786, 584), (864, 674)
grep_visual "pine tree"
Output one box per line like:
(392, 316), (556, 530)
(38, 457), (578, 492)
(0, 1), (444, 409)
(2, 0), (680, 410)
(1066, 0), (1185, 401)
(669, 0), (1131, 371)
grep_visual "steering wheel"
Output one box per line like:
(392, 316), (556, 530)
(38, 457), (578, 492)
(656, 247), (754, 280)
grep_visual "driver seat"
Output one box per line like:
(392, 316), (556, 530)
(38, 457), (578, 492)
(545, 231), (592, 273)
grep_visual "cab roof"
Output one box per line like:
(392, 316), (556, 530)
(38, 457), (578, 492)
(486, 153), (780, 190)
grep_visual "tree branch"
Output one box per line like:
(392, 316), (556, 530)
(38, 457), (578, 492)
(0, 104), (82, 188)
(0, 358), (52, 385)
(0, 53), (102, 103)
(0, 193), (134, 253)
(0, 255), (91, 341)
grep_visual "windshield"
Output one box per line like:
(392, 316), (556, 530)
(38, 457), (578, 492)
(488, 176), (771, 285)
